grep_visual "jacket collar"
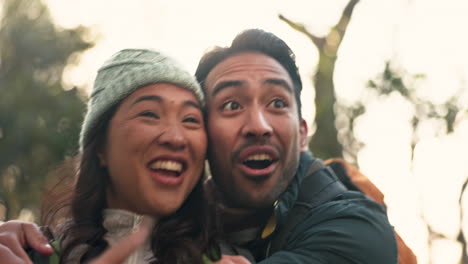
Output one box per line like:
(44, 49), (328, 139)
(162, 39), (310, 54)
(261, 151), (316, 238)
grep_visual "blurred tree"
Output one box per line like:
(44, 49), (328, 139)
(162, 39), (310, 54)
(458, 181), (468, 264)
(279, 0), (361, 161)
(280, 2), (468, 262)
(0, 189), (5, 220)
(366, 62), (466, 263)
(0, 0), (94, 219)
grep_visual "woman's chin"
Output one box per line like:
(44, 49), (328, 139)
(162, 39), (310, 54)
(146, 202), (183, 217)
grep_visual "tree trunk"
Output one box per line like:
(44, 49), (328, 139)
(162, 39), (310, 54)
(279, 0), (360, 159)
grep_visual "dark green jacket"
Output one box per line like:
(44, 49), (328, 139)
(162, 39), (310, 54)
(248, 152), (398, 264)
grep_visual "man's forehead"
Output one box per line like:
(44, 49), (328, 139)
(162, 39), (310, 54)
(205, 52), (292, 91)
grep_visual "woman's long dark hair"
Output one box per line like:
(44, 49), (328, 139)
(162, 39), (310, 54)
(41, 104), (220, 263)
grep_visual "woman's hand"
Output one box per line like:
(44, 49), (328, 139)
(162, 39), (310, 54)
(88, 216), (155, 264)
(0, 220), (53, 264)
(213, 255), (252, 264)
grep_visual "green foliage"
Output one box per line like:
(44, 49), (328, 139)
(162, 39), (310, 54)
(0, 0), (94, 219)
(367, 62), (460, 135)
(335, 102), (365, 162)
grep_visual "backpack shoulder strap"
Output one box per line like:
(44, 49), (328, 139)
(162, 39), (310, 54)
(267, 159), (347, 256)
(296, 159), (347, 208)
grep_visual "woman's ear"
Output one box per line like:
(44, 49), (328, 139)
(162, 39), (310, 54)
(97, 145), (108, 167)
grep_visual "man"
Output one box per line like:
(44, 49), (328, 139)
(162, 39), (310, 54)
(195, 29), (397, 263)
(0, 29), (398, 263)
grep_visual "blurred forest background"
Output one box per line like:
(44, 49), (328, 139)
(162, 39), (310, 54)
(1, 0), (468, 263)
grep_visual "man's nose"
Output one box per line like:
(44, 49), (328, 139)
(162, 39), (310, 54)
(241, 109), (273, 139)
(156, 124), (187, 150)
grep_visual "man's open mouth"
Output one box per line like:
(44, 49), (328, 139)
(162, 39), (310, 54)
(242, 154), (275, 170)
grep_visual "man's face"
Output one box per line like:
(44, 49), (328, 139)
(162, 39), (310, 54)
(204, 52), (308, 209)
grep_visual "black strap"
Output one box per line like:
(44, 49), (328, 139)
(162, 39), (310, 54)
(327, 161), (361, 192)
(267, 159), (347, 256)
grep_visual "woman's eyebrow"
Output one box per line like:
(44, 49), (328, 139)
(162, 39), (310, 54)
(131, 95), (202, 112)
(131, 95), (162, 105)
(183, 100), (203, 112)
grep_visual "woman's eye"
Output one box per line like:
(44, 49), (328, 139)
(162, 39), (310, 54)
(139, 111), (159, 119)
(269, 99), (288, 109)
(183, 117), (201, 124)
(221, 101), (241, 111)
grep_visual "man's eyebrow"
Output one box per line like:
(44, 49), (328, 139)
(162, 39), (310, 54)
(211, 80), (243, 97)
(264, 78), (293, 93)
(131, 95), (162, 105)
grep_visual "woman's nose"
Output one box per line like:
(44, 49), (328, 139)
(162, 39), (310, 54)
(156, 124), (187, 150)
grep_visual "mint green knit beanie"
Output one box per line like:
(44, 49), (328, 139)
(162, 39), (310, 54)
(79, 48), (204, 151)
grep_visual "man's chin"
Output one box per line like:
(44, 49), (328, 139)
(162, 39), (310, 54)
(231, 183), (278, 207)
(227, 193), (276, 209)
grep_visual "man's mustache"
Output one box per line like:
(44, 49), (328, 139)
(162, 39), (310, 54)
(231, 139), (282, 163)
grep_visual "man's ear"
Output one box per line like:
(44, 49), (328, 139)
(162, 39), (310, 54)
(299, 119), (309, 153)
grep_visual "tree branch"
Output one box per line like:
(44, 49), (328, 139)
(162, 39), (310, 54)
(278, 14), (325, 49)
(334, 0), (360, 46)
(458, 178), (468, 263)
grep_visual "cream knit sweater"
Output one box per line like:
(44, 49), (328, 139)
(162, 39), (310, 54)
(102, 209), (154, 264)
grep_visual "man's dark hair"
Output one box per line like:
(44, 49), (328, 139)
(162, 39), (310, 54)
(195, 28), (303, 119)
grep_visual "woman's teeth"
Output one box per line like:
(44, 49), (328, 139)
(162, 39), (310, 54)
(150, 160), (182, 173)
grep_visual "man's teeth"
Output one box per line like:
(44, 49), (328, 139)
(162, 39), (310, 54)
(246, 154), (272, 161)
(150, 160), (182, 172)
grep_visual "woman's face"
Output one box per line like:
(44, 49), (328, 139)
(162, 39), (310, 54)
(99, 83), (207, 216)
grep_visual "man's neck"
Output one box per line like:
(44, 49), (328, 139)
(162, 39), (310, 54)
(205, 178), (273, 232)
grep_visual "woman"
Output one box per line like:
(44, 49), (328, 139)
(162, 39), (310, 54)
(26, 48), (217, 264)
(0, 48), (251, 264)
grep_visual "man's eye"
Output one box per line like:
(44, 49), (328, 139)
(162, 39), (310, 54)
(221, 101), (241, 111)
(269, 99), (288, 109)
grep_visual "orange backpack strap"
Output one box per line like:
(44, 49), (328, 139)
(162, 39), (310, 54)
(324, 158), (418, 264)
